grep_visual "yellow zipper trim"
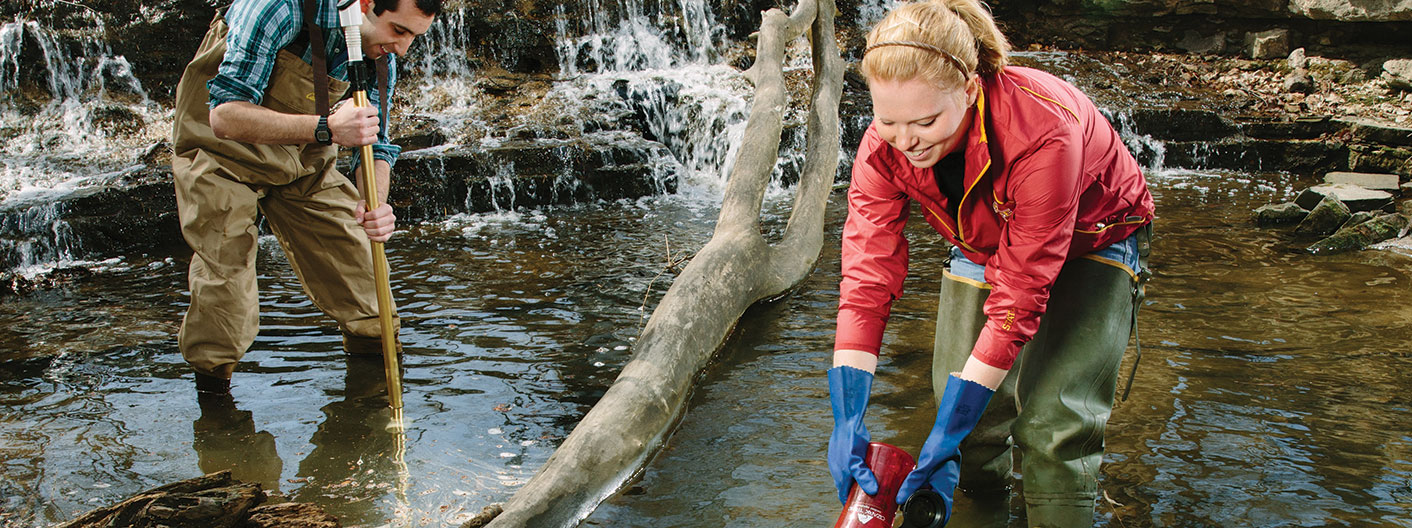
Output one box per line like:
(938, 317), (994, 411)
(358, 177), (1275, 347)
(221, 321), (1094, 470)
(924, 83), (991, 255)
(974, 83), (988, 144)
(1074, 216), (1148, 235)
(924, 205), (975, 252)
(1019, 85), (1081, 124)
(946, 84), (991, 250)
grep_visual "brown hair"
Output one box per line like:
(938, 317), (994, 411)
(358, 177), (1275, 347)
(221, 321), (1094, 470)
(861, 0), (1010, 90)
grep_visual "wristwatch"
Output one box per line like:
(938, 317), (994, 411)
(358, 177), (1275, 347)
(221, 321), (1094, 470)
(314, 115), (332, 145)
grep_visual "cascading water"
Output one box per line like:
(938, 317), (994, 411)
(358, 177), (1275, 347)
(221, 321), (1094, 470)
(854, 0), (900, 32)
(401, 7), (485, 145)
(0, 13), (165, 274)
(400, 0), (771, 229)
(1105, 107), (1169, 172)
(547, 0), (753, 199)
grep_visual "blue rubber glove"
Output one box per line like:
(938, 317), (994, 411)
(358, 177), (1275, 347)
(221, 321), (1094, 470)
(828, 365), (880, 504)
(895, 374), (995, 521)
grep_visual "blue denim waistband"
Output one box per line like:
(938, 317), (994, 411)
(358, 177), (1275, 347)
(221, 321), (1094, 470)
(948, 233), (1143, 284)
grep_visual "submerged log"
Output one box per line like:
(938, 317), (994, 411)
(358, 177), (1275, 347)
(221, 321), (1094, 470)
(57, 471), (341, 528)
(474, 1), (844, 526)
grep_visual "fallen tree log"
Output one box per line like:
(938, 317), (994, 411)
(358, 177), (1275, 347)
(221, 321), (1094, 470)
(473, 1), (843, 526)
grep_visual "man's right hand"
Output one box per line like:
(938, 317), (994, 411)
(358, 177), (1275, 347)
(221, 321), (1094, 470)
(328, 103), (380, 147)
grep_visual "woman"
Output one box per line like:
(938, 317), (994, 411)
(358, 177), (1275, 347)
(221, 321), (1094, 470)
(826, 1), (1154, 526)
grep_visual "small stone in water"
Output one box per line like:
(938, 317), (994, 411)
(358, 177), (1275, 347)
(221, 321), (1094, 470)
(487, 427), (502, 435)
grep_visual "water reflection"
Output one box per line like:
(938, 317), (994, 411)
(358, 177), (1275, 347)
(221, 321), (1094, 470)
(192, 394), (283, 494)
(2, 173), (1411, 527)
(291, 356), (409, 526)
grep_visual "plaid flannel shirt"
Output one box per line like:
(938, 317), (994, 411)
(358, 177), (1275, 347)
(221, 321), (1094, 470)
(208, 0), (402, 166)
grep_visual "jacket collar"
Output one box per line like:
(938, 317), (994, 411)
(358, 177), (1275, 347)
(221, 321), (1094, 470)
(863, 82), (997, 249)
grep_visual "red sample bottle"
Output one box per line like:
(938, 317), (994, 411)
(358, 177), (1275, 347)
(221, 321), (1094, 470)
(834, 442), (917, 528)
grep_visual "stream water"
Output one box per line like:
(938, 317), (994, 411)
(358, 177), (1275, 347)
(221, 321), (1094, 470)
(2, 164), (1410, 527)
(2, 1), (1411, 527)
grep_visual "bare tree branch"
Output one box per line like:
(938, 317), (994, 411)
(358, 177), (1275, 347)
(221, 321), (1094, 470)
(475, 1), (843, 526)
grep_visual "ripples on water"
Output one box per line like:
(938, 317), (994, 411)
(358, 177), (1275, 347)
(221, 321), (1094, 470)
(2, 167), (1411, 527)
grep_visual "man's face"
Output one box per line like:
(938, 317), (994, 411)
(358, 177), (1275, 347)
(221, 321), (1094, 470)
(361, 0), (435, 59)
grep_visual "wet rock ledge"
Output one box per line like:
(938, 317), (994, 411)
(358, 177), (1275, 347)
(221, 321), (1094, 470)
(1254, 171), (1412, 254)
(390, 134), (678, 222)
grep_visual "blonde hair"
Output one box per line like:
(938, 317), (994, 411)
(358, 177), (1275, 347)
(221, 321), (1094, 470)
(861, 0), (1011, 90)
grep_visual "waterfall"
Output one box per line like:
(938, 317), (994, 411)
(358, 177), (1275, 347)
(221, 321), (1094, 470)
(855, 0), (901, 32)
(0, 200), (78, 275)
(0, 13), (163, 275)
(402, 8), (484, 145)
(1105, 107), (1169, 173)
(486, 161), (518, 212)
(545, 0), (758, 200)
(0, 17), (160, 205)
(554, 0), (725, 76)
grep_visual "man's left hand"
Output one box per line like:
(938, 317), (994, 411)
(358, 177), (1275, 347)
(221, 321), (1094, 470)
(356, 200), (396, 242)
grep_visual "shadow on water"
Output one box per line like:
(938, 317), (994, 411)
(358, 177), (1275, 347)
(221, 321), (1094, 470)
(2, 168), (1412, 527)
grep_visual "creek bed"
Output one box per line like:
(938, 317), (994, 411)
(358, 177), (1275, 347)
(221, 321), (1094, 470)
(1, 167), (1410, 527)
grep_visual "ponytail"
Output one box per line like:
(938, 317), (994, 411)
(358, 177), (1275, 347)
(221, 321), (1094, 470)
(939, 0), (1009, 75)
(861, 0), (1010, 89)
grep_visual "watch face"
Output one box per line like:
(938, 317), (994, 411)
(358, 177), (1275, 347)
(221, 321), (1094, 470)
(316, 118), (332, 144)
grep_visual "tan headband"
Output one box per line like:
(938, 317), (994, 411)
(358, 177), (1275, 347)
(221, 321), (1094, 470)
(864, 40), (970, 76)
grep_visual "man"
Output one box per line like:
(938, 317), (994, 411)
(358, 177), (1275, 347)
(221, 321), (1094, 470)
(170, 0), (439, 396)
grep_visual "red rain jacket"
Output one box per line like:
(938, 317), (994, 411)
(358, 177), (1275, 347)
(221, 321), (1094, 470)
(836, 66), (1154, 369)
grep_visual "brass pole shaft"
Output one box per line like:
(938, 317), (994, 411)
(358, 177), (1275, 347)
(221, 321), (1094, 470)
(352, 90), (404, 421)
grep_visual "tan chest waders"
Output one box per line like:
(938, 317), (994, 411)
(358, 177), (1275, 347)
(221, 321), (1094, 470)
(171, 8), (397, 380)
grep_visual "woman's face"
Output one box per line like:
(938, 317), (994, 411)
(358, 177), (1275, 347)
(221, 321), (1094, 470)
(869, 76), (976, 168)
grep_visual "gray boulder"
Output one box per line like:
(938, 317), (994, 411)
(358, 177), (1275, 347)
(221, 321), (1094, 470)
(1284, 68), (1314, 93)
(1246, 29), (1290, 60)
(1308, 213), (1411, 254)
(1338, 210), (1376, 231)
(1288, 0), (1412, 22)
(1295, 183), (1394, 212)
(1294, 194), (1352, 236)
(1288, 47), (1308, 70)
(1323, 171), (1402, 193)
(1254, 201), (1309, 226)
(1382, 59), (1412, 92)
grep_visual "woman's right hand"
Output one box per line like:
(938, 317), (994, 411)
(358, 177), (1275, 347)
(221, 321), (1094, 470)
(828, 365), (880, 504)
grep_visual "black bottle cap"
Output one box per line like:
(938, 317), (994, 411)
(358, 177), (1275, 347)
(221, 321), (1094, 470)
(899, 488), (947, 528)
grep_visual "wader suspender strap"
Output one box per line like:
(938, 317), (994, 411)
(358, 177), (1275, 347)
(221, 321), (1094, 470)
(376, 56), (389, 131)
(1121, 220), (1153, 402)
(299, 1), (390, 146)
(304, 0), (330, 117)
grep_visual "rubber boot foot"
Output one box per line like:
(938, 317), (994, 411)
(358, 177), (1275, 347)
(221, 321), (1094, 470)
(343, 333), (402, 356)
(1024, 497), (1095, 528)
(195, 371), (230, 396)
